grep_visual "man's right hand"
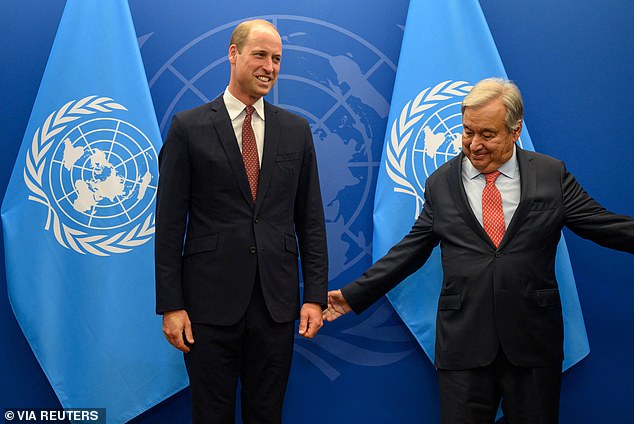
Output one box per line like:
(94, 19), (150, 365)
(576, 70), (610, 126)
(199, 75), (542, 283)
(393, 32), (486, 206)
(162, 309), (194, 353)
(323, 289), (352, 322)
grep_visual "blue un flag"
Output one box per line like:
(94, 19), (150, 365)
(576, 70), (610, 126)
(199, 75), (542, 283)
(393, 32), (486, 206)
(375, 0), (590, 374)
(1, 0), (187, 422)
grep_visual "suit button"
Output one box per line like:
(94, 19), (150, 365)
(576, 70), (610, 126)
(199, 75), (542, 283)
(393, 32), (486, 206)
(495, 252), (503, 257)
(249, 246), (257, 254)
(254, 219), (260, 224)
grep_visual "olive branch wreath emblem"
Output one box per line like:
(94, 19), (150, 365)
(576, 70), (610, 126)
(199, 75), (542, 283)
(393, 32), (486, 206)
(385, 80), (472, 216)
(23, 95), (155, 256)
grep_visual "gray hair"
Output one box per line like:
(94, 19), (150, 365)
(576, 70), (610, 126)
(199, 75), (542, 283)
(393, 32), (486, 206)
(461, 78), (523, 133)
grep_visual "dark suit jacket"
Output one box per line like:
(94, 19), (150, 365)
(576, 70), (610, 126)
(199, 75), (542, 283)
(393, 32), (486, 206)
(342, 147), (634, 370)
(155, 96), (328, 325)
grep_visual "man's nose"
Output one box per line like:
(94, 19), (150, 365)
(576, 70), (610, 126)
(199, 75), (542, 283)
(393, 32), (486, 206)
(469, 135), (485, 150)
(262, 57), (274, 72)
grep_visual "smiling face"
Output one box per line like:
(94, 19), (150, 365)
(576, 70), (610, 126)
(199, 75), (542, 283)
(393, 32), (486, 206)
(462, 98), (522, 173)
(227, 22), (282, 105)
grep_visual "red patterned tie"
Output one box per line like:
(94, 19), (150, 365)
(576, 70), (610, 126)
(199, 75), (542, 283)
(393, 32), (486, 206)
(482, 171), (505, 247)
(242, 105), (259, 201)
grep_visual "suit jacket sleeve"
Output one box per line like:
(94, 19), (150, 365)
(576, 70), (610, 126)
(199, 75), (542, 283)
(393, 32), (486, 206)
(155, 113), (190, 314)
(561, 162), (634, 253)
(342, 180), (440, 313)
(294, 122), (329, 306)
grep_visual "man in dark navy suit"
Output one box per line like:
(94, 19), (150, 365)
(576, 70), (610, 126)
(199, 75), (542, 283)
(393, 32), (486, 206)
(155, 19), (328, 424)
(325, 78), (634, 423)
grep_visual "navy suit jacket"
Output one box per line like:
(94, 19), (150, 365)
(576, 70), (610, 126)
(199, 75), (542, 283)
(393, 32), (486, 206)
(155, 96), (328, 325)
(342, 147), (634, 370)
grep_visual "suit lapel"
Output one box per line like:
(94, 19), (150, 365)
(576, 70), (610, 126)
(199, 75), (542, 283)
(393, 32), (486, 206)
(209, 96), (255, 208)
(447, 153), (493, 244)
(254, 101), (280, 215)
(500, 146), (536, 248)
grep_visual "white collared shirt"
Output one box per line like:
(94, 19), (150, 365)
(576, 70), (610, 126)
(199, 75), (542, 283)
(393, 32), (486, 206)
(223, 89), (265, 166)
(461, 145), (521, 229)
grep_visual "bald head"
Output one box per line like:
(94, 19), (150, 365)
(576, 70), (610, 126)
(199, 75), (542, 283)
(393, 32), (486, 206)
(230, 19), (280, 52)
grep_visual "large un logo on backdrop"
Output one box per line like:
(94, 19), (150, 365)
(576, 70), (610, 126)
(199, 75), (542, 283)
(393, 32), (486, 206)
(148, 15), (416, 378)
(149, 15), (396, 281)
(23, 96), (157, 256)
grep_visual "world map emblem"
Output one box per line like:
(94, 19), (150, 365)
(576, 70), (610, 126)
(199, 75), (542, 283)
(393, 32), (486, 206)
(149, 15), (396, 281)
(23, 96), (158, 256)
(386, 81), (471, 217)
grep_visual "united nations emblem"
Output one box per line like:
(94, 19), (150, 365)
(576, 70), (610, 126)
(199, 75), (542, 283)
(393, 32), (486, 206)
(386, 80), (472, 217)
(23, 96), (158, 256)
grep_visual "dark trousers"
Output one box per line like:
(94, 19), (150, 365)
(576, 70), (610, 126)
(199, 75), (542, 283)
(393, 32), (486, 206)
(184, 278), (295, 424)
(437, 349), (562, 424)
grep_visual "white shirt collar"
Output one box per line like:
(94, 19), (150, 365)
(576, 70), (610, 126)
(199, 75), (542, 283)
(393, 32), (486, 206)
(223, 88), (265, 121)
(463, 144), (518, 180)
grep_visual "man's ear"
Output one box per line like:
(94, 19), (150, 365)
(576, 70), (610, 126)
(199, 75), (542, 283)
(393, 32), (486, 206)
(228, 45), (238, 64)
(513, 120), (523, 141)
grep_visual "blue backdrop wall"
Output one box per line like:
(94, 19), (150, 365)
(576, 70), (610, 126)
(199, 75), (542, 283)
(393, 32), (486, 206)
(1, 1), (632, 423)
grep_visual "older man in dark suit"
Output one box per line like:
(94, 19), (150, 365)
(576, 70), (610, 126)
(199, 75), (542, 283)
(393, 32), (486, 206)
(155, 19), (328, 424)
(325, 78), (634, 423)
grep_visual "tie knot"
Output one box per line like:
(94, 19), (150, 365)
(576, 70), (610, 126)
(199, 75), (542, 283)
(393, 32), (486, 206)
(245, 105), (255, 117)
(485, 170), (502, 184)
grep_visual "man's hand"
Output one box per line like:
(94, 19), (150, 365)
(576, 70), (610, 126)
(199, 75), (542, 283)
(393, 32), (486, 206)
(323, 289), (352, 322)
(298, 302), (324, 338)
(162, 309), (194, 353)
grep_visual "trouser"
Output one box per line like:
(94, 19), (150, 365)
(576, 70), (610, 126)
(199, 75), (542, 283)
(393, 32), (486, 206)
(438, 349), (562, 424)
(185, 277), (295, 424)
